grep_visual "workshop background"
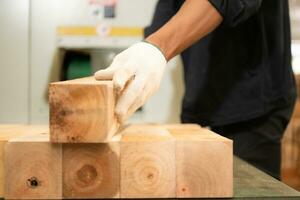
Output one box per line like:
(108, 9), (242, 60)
(0, 0), (299, 192)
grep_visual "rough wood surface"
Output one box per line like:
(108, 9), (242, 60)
(5, 133), (62, 199)
(0, 125), (48, 198)
(120, 125), (176, 198)
(171, 127), (233, 198)
(62, 134), (121, 199)
(49, 77), (118, 143)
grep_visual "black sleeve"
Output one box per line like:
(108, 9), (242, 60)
(208, 0), (263, 27)
(144, 0), (179, 37)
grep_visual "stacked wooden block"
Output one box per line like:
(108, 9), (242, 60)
(0, 125), (49, 199)
(282, 118), (300, 190)
(4, 77), (233, 199)
(281, 74), (300, 191)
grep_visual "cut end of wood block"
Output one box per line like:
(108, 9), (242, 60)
(63, 142), (120, 198)
(5, 139), (62, 199)
(174, 126), (233, 198)
(120, 124), (176, 198)
(0, 125), (49, 198)
(49, 78), (117, 143)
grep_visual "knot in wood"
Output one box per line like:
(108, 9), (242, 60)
(26, 177), (40, 189)
(77, 164), (98, 186)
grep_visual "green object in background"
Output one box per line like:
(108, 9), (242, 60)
(66, 56), (92, 80)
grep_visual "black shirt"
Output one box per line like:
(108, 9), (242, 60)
(145, 0), (296, 126)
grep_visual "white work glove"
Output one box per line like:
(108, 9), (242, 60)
(94, 41), (167, 123)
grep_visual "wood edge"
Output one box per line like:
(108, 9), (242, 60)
(120, 125), (174, 142)
(8, 133), (50, 142)
(50, 77), (113, 86)
(4, 141), (11, 199)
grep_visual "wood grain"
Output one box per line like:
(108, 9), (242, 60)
(0, 124), (29, 198)
(172, 127), (233, 198)
(3, 124), (233, 199)
(49, 77), (118, 143)
(120, 125), (176, 198)
(62, 134), (121, 198)
(0, 125), (48, 198)
(5, 133), (62, 199)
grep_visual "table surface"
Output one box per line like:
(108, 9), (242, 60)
(232, 157), (300, 199)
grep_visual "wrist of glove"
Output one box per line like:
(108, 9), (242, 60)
(94, 41), (167, 123)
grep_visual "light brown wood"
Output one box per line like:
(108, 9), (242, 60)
(62, 134), (121, 198)
(282, 119), (300, 191)
(5, 133), (62, 199)
(0, 141), (7, 199)
(160, 123), (203, 135)
(171, 127), (233, 198)
(3, 124), (233, 199)
(0, 124), (28, 198)
(120, 125), (176, 198)
(49, 77), (118, 143)
(0, 125), (48, 198)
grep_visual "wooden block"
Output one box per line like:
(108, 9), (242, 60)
(120, 125), (176, 198)
(62, 134), (121, 198)
(159, 123), (202, 134)
(282, 119), (300, 191)
(171, 126), (233, 198)
(292, 100), (300, 118)
(0, 124), (26, 198)
(49, 77), (118, 143)
(5, 133), (62, 199)
(0, 125), (48, 198)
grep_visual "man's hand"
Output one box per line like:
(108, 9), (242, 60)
(95, 0), (222, 123)
(94, 42), (167, 123)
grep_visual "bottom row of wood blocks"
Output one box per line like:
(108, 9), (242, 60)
(4, 124), (233, 199)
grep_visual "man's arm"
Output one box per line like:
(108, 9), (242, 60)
(146, 0), (223, 61)
(94, 0), (223, 123)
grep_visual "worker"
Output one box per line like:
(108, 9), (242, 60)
(95, 0), (296, 179)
